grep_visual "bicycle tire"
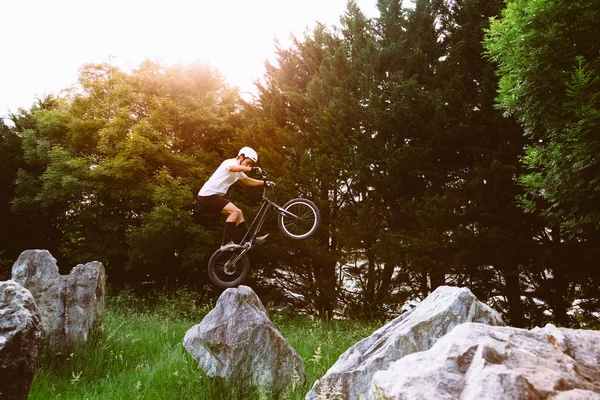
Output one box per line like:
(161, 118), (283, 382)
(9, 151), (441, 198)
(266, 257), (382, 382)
(207, 248), (251, 288)
(277, 198), (321, 239)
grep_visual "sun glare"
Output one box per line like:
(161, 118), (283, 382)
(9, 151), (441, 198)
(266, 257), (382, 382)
(1, 0), (378, 114)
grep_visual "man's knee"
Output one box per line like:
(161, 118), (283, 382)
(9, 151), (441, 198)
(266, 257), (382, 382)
(232, 207), (243, 219)
(223, 204), (242, 219)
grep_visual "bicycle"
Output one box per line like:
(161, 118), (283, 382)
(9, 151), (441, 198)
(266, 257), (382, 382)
(207, 169), (321, 288)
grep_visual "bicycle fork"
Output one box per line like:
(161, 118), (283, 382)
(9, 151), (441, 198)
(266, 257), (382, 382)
(223, 201), (302, 273)
(274, 204), (301, 220)
(224, 246), (251, 273)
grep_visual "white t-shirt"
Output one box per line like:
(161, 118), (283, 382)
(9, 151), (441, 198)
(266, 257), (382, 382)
(198, 158), (248, 197)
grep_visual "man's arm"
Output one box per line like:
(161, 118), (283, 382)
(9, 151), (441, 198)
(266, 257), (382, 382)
(239, 177), (265, 187)
(227, 164), (252, 173)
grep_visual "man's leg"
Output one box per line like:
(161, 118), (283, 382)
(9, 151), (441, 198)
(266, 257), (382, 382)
(221, 203), (243, 245)
(221, 203), (268, 246)
(237, 220), (250, 242)
(238, 216), (269, 246)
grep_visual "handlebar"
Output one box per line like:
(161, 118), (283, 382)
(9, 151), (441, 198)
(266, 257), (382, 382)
(256, 169), (275, 197)
(251, 167), (268, 179)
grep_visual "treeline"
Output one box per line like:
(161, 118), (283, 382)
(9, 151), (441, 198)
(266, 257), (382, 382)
(1, 0), (599, 327)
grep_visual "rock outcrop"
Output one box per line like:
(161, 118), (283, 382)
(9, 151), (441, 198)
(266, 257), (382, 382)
(370, 322), (600, 399)
(0, 280), (42, 400)
(12, 249), (105, 350)
(306, 286), (505, 400)
(184, 285), (305, 394)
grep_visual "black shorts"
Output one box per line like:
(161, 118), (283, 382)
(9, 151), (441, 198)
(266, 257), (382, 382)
(197, 194), (230, 214)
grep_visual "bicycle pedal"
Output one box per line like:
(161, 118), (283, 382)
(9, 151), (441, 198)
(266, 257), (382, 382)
(220, 242), (241, 251)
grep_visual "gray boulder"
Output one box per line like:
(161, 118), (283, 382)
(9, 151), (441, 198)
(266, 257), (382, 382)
(183, 285), (305, 393)
(0, 280), (42, 400)
(12, 249), (105, 350)
(370, 323), (600, 399)
(306, 286), (505, 400)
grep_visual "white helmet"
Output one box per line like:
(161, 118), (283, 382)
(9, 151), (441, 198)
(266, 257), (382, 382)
(238, 146), (258, 163)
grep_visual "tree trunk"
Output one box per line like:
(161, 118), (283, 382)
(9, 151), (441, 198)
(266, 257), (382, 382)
(315, 185), (336, 320)
(364, 248), (377, 318)
(503, 265), (524, 327)
(376, 261), (396, 305)
(429, 268), (445, 290)
(549, 226), (570, 326)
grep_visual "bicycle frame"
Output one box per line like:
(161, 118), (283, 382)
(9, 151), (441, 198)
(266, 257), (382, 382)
(225, 179), (301, 266)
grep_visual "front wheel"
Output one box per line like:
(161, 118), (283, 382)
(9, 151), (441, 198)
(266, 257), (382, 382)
(207, 248), (251, 288)
(277, 198), (321, 239)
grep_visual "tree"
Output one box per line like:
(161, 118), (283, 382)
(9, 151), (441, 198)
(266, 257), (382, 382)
(8, 61), (243, 288)
(0, 118), (24, 278)
(364, 0), (459, 300)
(8, 97), (70, 270)
(250, 23), (347, 318)
(485, 0), (600, 325)
(250, 0), (536, 322)
(431, 0), (532, 326)
(365, 0), (533, 325)
(485, 0), (600, 236)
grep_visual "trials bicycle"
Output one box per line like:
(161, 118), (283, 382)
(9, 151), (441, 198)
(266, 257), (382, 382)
(207, 169), (321, 288)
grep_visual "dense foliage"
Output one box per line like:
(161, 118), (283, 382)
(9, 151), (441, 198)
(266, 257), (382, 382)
(2, 62), (240, 286)
(1, 0), (599, 327)
(484, 0), (600, 326)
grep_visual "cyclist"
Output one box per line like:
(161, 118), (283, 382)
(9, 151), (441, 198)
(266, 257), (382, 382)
(198, 147), (271, 251)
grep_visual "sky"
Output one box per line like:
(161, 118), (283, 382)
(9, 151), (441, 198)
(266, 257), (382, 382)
(1, 0), (380, 119)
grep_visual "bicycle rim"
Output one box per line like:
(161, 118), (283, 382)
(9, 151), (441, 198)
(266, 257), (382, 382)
(279, 199), (320, 239)
(208, 249), (250, 288)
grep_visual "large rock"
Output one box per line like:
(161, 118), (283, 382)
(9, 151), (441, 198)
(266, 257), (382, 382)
(0, 280), (42, 400)
(183, 285), (305, 393)
(370, 322), (600, 399)
(306, 286), (505, 400)
(11, 250), (105, 350)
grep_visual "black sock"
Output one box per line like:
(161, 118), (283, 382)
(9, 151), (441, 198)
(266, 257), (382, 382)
(236, 221), (250, 242)
(222, 222), (236, 245)
(240, 221), (250, 232)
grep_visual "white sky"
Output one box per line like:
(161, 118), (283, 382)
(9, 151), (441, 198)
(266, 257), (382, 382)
(1, 0), (379, 119)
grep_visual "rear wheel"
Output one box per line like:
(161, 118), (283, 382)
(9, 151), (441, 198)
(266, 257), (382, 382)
(207, 248), (251, 288)
(277, 198), (321, 239)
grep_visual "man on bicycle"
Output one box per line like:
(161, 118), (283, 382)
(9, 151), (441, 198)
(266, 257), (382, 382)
(198, 147), (271, 251)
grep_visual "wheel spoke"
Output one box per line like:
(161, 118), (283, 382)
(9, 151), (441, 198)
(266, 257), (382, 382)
(211, 251), (245, 283)
(278, 198), (320, 240)
(283, 203), (316, 237)
(208, 247), (251, 288)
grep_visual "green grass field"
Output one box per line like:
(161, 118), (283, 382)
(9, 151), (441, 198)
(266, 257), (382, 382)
(29, 289), (381, 399)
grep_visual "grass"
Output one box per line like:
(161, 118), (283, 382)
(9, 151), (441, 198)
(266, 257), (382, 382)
(29, 289), (381, 399)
